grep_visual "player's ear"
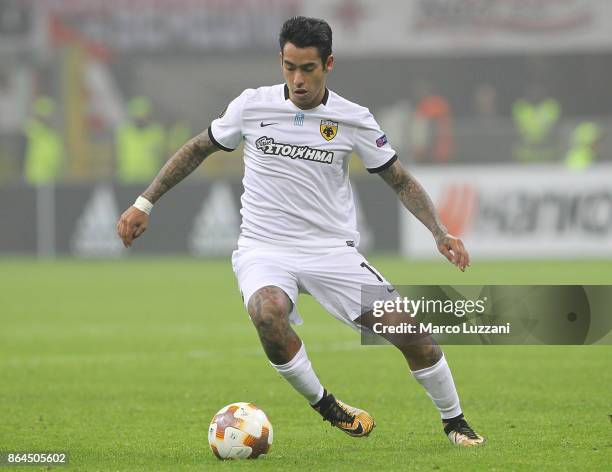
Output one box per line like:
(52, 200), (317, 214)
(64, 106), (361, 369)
(279, 52), (283, 69)
(325, 54), (334, 72)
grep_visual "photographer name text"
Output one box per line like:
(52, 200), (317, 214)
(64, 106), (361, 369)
(372, 322), (511, 335)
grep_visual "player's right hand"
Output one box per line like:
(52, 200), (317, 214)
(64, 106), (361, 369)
(116, 207), (149, 248)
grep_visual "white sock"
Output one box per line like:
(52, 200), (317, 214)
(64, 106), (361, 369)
(271, 343), (325, 405)
(411, 354), (462, 420)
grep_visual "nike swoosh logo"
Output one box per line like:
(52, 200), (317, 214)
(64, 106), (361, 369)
(386, 286), (396, 293)
(349, 423), (364, 436)
(260, 122), (278, 127)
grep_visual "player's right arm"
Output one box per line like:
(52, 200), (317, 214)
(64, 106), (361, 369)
(116, 128), (219, 248)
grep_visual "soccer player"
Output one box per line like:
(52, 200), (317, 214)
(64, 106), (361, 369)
(117, 16), (485, 446)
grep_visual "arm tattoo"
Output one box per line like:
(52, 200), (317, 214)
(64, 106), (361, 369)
(141, 130), (219, 203)
(378, 160), (448, 241)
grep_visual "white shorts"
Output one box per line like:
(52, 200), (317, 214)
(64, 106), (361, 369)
(231, 243), (395, 328)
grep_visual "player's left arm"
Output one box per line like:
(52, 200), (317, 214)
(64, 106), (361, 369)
(377, 159), (469, 271)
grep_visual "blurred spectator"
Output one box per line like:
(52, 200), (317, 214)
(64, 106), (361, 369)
(472, 83), (499, 122)
(115, 96), (165, 183)
(565, 121), (601, 171)
(457, 83), (515, 164)
(23, 96), (65, 185)
(512, 83), (561, 162)
(410, 79), (454, 164)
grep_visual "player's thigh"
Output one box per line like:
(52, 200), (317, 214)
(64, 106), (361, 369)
(231, 247), (301, 324)
(299, 247), (395, 327)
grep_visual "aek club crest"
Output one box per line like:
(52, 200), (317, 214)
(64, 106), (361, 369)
(320, 119), (338, 141)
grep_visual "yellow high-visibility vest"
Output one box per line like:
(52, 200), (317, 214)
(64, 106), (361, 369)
(566, 122), (600, 171)
(513, 99), (561, 144)
(512, 98), (561, 162)
(24, 119), (64, 185)
(116, 122), (165, 183)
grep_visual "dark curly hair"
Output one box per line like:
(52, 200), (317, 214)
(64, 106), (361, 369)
(279, 16), (333, 65)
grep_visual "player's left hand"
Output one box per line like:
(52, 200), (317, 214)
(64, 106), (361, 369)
(436, 233), (470, 272)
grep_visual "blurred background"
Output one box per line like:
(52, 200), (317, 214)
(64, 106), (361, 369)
(0, 0), (611, 258)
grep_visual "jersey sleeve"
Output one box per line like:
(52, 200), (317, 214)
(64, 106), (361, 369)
(353, 110), (398, 173)
(208, 89), (252, 152)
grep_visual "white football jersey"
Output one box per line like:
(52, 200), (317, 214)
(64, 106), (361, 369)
(209, 84), (397, 248)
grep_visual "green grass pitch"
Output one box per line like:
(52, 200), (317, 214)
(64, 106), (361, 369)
(0, 258), (610, 471)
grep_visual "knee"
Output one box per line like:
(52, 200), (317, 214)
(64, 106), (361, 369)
(401, 341), (442, 365)
(247, 286), (291, 331)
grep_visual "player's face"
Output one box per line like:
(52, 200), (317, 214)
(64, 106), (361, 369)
(281, 42), (334, 110)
